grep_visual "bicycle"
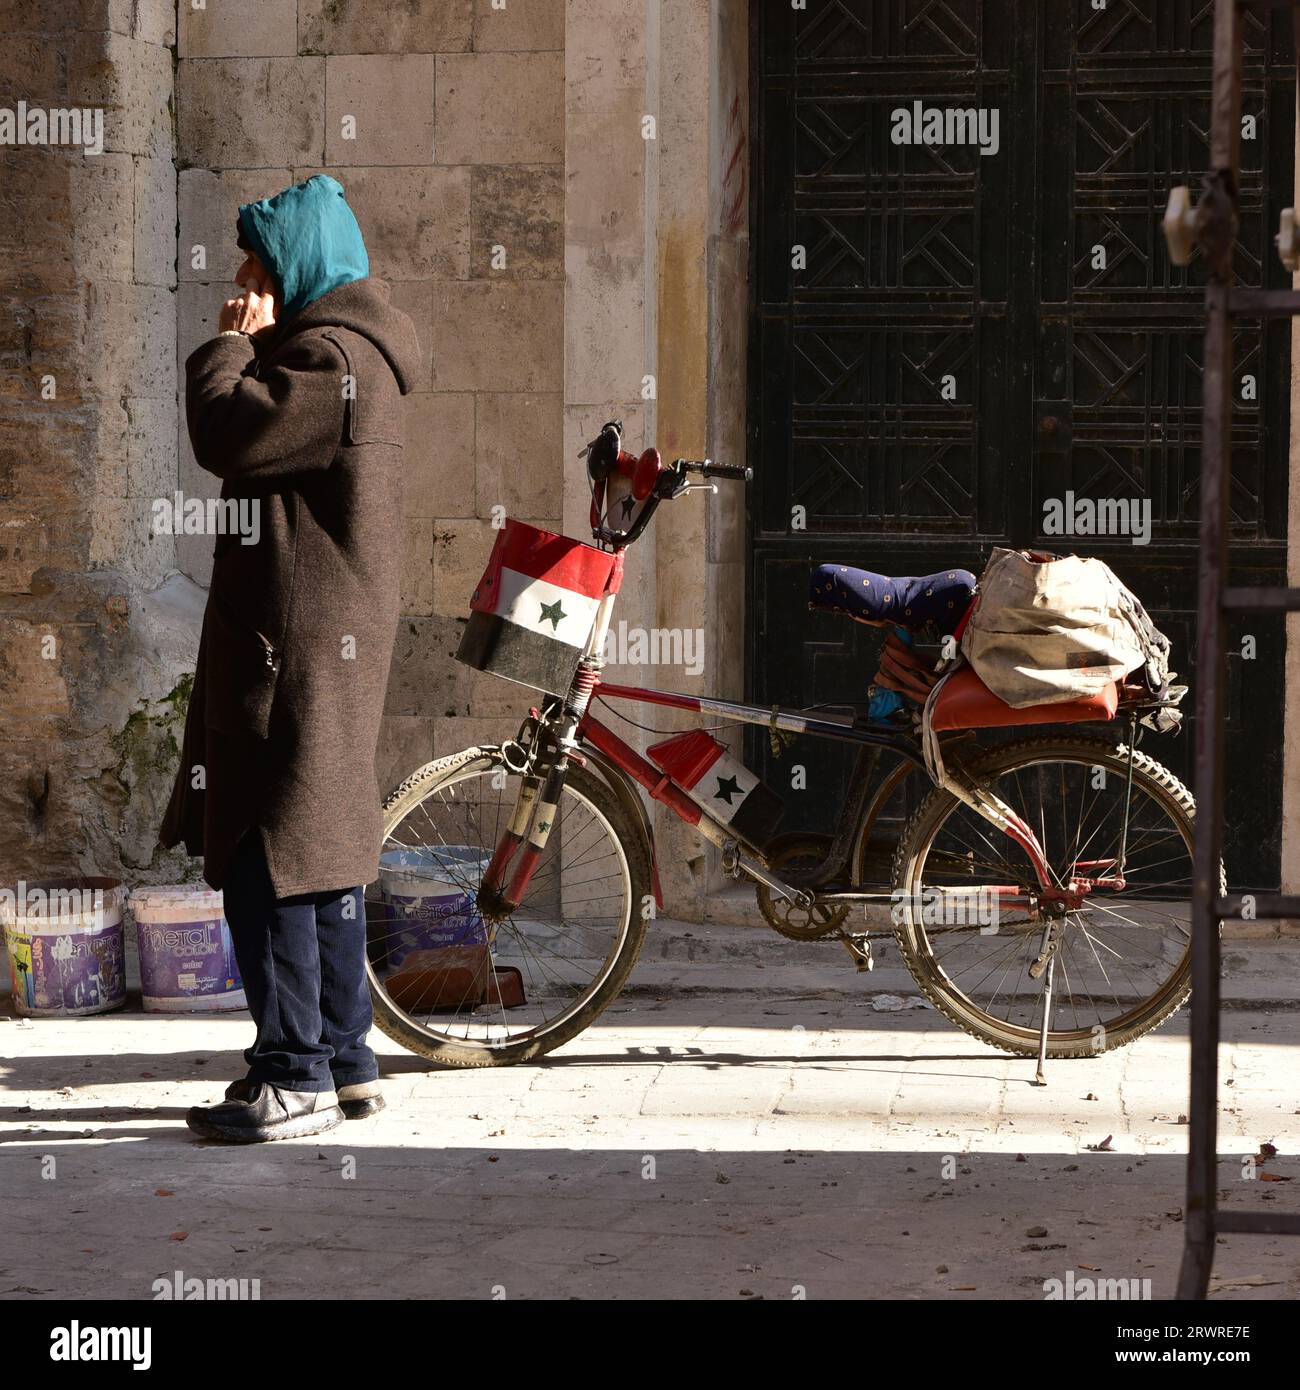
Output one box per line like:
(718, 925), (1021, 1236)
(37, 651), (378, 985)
(366, 421), (1215, 1073)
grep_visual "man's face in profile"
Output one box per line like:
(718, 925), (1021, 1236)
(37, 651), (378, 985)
(221, 248), (278, 335)
(235, 250), (274, 298)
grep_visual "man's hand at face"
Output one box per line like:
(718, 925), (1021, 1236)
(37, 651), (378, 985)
(220, 253), (279, 335)
(219, 289), (278, 335)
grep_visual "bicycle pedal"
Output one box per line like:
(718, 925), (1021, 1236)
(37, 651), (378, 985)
(840, 933), (875, 972)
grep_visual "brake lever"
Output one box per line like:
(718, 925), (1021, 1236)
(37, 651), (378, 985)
(654, 463), (693, 500)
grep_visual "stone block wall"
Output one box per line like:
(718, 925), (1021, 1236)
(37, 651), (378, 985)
(561, 0), (750, 912)
(0, 1), (199, 892)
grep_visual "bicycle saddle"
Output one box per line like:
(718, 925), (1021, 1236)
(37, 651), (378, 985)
(808, 564), (976, 635)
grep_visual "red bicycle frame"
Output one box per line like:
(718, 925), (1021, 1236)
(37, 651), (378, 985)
(476, 668), (1117, 921)
(473, 432), (1125, 922)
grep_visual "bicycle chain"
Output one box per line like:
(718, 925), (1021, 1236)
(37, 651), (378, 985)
(849, 917), (1037, 941)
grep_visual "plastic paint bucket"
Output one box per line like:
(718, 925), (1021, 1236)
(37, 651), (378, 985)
(1, 877), (126, 1017)
(128, 885), (246, 1013)
(376, 846), (490, 970)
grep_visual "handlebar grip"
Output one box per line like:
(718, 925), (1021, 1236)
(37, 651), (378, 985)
(682, 459), (752, 482)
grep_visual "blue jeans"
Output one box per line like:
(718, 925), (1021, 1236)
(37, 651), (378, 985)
(222, 830), (378, 1093)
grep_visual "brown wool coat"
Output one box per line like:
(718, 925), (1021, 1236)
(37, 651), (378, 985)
(159, 279), (421, 897)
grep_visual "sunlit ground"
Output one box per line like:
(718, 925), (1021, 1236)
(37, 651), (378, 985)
(4, 982), (1299, 1300)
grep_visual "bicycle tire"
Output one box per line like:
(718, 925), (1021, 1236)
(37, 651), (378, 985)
(369, 748), (652, 1067)
(891, 734), (1223, 1058)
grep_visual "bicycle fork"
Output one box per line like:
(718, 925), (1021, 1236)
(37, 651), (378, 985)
(479, 700), (588, 915)
(478, 599), (617, 916)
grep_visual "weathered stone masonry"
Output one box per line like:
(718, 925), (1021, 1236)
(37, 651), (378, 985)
(0, 0), (192, 892)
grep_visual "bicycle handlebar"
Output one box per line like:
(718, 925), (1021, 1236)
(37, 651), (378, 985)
(678, 459), (753, 483)
(584, 422), (752, 549)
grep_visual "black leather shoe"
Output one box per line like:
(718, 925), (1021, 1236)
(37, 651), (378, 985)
(334, 1080), (385, 1119)
(225, 1075), (383, 1120)
(188, 1082), (343, 1143)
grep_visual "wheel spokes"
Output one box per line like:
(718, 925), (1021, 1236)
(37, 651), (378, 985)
(369, 758), (634, 1052)
(905, 750), (1195, 1042)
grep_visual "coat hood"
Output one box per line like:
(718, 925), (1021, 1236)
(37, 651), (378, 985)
(258, 277), (422, 397)
(238, 175), (370, 321)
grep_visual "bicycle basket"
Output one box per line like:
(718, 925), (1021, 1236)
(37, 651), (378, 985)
(455, 519), (624, 697)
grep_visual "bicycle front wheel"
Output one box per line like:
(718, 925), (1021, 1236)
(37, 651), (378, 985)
(368, 748), (651, 1067)
(891, 735), (1219, 1058)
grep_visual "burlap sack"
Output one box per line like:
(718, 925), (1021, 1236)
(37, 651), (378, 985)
(961, 548), (1168, 708)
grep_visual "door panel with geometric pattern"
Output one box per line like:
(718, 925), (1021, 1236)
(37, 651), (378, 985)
(748, 0), (1292, 887)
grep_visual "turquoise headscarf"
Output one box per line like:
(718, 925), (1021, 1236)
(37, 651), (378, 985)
(237, 175), (369, 321)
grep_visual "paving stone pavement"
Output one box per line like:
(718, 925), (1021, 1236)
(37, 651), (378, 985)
(4, 928), (1300, 1301)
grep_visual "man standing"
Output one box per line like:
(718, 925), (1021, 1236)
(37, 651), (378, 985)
(160, 175), (421, 1142)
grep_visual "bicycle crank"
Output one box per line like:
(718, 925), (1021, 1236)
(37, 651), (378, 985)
(751, 833), (851, 940)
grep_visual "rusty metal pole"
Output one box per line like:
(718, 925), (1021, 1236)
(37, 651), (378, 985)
(1176, 0), (1241, 1302)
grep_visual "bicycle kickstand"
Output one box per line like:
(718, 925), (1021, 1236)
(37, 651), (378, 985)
(1033, 953), (1055, 1087)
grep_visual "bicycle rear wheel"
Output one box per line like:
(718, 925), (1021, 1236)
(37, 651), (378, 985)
(368, 748), (651, 1066)
(891, 734), (1220, 1058)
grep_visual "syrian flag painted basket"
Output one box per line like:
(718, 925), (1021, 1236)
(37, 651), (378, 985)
(456, 520), (624, 697)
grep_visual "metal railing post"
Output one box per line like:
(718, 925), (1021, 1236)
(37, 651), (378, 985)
(1172, 0), (1300, 1298)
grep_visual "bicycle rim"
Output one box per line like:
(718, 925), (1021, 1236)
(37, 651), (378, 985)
(894, 738), (1203, 1056)
(368, 754), (637, 1055)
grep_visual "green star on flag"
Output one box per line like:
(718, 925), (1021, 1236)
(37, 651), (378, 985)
(538, 599), (567, 631)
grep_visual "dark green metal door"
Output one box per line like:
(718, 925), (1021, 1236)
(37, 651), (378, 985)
(748, 0), (1293, 888)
